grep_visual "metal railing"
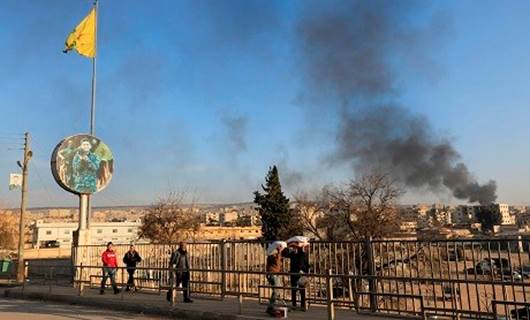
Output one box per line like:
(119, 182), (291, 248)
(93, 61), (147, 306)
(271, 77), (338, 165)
(20, 263), (426, 320)
(492, 300), (530, 320)
(17, 237), (530, 319)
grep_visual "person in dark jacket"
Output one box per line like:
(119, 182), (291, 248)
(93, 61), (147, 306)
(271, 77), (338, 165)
(166, 242), (193, 303)
(123, 245), (142, 291)
(283, 245), (309, 310)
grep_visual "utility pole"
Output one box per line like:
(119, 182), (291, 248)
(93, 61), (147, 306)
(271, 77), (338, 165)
(16, 132), (32, 283)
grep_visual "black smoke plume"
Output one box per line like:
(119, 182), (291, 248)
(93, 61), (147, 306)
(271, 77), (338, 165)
(335, 106), (497, 204)
(222, 114), (248, 152)
(298, 1), (496, 204)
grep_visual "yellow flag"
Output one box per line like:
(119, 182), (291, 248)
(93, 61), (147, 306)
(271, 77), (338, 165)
(63, 8), (96, 58)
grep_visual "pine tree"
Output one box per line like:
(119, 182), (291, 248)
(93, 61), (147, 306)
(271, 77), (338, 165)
(254, 166), (292, 241)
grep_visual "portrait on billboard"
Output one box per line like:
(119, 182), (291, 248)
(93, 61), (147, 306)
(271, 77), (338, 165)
(51, 134), (113, 194)
(9, 173), (22, 191)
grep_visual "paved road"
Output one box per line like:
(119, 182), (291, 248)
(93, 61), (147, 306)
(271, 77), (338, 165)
(0, 297), (172, 320)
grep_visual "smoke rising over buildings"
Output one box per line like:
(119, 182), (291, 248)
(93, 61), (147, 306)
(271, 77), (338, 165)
(1, 1), (506, 207)
(297, 1), (496, 204)
(334, 106), (497, 204)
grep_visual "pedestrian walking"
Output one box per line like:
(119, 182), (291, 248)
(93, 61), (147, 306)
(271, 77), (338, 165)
(100, 242), (120, 294)
(266, 241), (287, 315)
(283, 244), (309, 311)
(123, 244), (142, 291)
(166, 242), (193, 303)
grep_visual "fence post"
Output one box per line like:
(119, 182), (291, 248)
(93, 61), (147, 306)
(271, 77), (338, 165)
(121, 268), (125, 300)
(220, 240), (227, 299)
(78, 264), (84, 296)
(171, 269), (176, 307)
(347, 271), (354, 310)
(419, 295), (426, 320)
(238, 294), (244, 314)
(48, 266), (54, 295)
(326, 269), (335, 320)
(24, 260), (28, 279)
(21, 261), (28, 296)
(238, 271), (243, 315)
(365, 238), (377, 313)
(71, 245), (77, 286)
(492, 301), (498, 320)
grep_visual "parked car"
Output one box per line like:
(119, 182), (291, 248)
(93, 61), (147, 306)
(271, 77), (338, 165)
(443, 285), (460, 301)
(511, 307), (530, 320)
(501, 270), (523, 282)
(319, 277), (355, 298)
(44, 240), (60, 248)
(519, 265), (530, 278)
(467, 259), (496, 275)
(492, 258), (511, 270)
(444, 246), (465, 261)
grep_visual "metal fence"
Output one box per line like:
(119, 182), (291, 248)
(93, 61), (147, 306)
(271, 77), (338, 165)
(68, 238), (530, 319)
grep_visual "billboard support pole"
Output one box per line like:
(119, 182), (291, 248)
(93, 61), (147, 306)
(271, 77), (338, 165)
(79, 194), (88, 230)
(75, 194), (91, 263)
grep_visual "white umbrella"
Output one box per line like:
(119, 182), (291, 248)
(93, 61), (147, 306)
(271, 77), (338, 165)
(286, 236), (309, 246)
(267, 241), (287, 255)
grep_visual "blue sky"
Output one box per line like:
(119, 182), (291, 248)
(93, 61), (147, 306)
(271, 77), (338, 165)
(1, 0), (530, 207)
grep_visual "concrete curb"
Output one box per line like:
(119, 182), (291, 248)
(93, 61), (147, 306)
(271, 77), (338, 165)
(3, 289), (265, 320)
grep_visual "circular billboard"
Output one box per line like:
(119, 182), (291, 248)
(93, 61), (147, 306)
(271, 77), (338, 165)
(51, 134), (113, 194)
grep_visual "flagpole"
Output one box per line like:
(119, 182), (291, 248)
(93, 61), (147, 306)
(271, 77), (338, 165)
(87, 0), (98, 231)
(90, 0), (98, 136)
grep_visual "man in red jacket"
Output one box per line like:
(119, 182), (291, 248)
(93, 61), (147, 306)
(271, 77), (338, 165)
(100, 242), (120, 294)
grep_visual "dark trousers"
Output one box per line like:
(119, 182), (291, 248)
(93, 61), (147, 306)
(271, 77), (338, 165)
(126, 268), (136, 288)
(167, 272), (190, 301)
(291, 275), (306, 308)
(101, 267), (118, 291)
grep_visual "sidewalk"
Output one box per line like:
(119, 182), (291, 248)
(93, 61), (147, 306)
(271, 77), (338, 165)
(1, 285), (403, 320)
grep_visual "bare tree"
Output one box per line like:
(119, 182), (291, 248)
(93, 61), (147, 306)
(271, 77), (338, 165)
(0, 211), (18, 250)
(294, 187), (351, 241)
(328, 173), (403, 240)
(293, 191), (327, 240)
(139, 193), (201, 243)
(294, 173), (402, 241)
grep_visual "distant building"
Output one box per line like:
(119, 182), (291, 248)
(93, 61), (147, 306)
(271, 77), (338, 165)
(510, 205), (527, 216)
(474, 203), (513, 225)
(220, 210), (238, 226)
(411, 203), (452, 227)
(31, 220), (142, 248)
(399, 206), (418, 221)
(196, 226), (261, 240)
(493, 224), (523, 236)
(452, 205), (475, 225)
(517, 212), (530, 227)
(491, 203), (513, 225)
(237, 214), (260, 227)
(430, 203), (452, 225)
(451, 203), (513, 226)
(412, 204), (430, 228)
(399, 220), (417, 232)
(203, 211), (220, 225)
(417, 227), (472, 240)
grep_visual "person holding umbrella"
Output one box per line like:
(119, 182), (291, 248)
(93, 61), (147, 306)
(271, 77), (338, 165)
(284, 236), (310, 311)
(266, 241), (287, 315)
